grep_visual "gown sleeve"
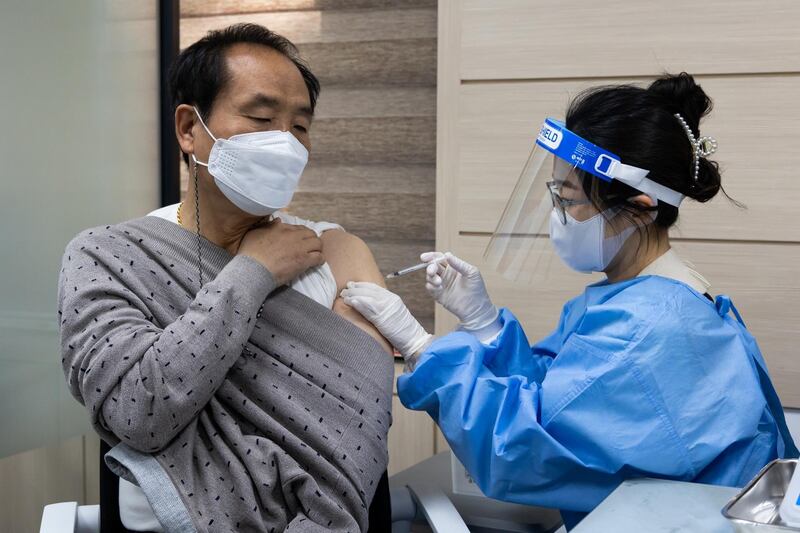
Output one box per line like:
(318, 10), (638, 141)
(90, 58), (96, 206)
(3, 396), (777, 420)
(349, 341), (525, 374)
(396, 305), (693, 513)
(482, 308), (562, 383)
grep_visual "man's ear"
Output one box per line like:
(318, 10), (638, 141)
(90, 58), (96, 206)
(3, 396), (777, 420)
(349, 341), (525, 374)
(175, 104), (198, 158)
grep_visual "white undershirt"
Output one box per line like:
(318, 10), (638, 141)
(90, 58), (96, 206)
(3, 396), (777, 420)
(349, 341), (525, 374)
(117, 204), (342, 531)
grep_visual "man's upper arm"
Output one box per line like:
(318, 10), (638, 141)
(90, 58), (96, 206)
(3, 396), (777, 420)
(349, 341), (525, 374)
(322, 230), (393, 354)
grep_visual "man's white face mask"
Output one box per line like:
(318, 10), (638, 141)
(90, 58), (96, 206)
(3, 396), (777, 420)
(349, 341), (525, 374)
(191, 107), (309, 216)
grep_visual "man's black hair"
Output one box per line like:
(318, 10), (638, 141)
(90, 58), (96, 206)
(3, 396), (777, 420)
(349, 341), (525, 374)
(169, 23), (320, 166)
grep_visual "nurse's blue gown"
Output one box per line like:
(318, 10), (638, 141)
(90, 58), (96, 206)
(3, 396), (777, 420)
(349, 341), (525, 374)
(397, 275), (798, 529)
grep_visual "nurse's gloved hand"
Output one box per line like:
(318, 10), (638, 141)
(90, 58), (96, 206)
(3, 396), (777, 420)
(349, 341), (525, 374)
(422, 252), (500, 342)
(341, 282), (434, 361)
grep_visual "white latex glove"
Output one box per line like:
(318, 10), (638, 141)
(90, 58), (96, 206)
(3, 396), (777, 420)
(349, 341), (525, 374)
(340, 282), (434, 360)
(422, 251), (500, 340)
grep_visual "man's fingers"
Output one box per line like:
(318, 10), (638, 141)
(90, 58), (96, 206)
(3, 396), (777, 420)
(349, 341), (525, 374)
(307, 250), (324, 267)
(293, 232), (322, 252)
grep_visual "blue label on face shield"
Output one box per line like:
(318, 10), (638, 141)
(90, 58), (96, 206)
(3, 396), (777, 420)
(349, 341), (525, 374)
(535, 118), (619, 182)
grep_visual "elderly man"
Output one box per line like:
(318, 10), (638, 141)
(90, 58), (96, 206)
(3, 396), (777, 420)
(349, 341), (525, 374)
(58, 24), (393, 533)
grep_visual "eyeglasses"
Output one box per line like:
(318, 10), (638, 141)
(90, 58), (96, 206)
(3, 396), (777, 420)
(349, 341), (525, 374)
(547, 181), (593, 224)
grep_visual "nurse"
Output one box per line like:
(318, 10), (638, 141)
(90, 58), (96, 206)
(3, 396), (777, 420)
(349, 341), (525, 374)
(341, 73), (799, 528)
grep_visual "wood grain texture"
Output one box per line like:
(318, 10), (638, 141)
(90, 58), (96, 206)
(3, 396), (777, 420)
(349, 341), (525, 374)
(454, 75), (800, 242)
(460, 0), (800, 80)
(452, 235), (800, 408)
(181, 8), (436, 48)
(435, 427), (450, 454)
(182, 0), (436, 17)
(298, 39), (437, 87)
(370, 239), (436, 332)
(0, 436), (85, 533)
(314, 86), (436, 119)
(298, 163), (435, 195)
(310, 116), (436, 164)
(388, 395), (435, 476)
(287, 192), (434, 239)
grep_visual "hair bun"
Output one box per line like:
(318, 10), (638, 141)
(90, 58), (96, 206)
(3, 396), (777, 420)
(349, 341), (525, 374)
(689, 158), (721, 202)
(649, 72), (721, 202)
(648, 72), (712, 135)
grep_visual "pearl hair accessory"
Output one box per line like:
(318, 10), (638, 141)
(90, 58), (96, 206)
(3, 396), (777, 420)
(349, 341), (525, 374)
(674, 113), (718, 186)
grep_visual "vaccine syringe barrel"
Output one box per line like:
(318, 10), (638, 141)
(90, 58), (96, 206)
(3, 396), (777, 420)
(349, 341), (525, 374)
(781, 461), (800, 527)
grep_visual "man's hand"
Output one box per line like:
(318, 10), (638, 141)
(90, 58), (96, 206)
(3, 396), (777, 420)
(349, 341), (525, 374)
(238, 219), (324, 286)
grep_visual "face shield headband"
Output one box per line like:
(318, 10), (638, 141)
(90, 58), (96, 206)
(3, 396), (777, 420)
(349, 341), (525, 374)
(537, 118), (685, 207)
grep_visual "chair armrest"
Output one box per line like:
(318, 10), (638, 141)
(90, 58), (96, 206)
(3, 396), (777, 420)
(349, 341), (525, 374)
(405, 483), (471, 533)
(40, 502), (77, 533)
(76, 505), (100, 533)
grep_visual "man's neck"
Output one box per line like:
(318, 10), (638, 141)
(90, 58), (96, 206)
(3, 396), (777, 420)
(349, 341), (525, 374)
(180, 181), (262, 255)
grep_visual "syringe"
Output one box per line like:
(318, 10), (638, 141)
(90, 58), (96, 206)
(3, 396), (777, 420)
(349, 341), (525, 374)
(385, 257), (446, 279)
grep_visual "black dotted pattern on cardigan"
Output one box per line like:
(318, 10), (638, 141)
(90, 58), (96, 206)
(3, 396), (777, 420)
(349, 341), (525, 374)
(57, 218), (394, 533)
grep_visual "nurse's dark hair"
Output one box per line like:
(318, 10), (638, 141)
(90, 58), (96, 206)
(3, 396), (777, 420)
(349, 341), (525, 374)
(168, 23), (320, 166)
(565, 72), (735, 229)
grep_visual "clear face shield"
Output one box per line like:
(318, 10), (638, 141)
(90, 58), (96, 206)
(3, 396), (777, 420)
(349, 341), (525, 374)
(484, 118), (685, 284)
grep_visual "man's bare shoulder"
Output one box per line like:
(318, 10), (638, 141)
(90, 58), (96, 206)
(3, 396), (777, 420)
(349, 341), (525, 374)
(321, 230), (385, 291)
(321, 229), (392, 353)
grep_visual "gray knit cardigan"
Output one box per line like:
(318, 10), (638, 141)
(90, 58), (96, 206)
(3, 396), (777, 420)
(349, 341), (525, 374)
(57, 216), (394, 532)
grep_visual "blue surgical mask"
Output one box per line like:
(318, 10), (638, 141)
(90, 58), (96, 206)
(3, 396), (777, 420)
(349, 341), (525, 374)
(549, 209), (635, 273)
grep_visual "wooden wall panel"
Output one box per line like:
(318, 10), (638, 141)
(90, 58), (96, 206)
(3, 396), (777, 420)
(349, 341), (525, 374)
(388, 395), (435, 476)
(452, 235), (800, 407)
(298, 39), (437, 87)
(182, 0), (436, 17)
(390, 363), (436, 475)
(299, 163), (435, 195)
(310, 116), (435, 164)
(287, 192), (433, 243)
(460, 0), (800, 80)
(314, 86), (436, 119)
(455, 75), (800, 242)
(181, 8), (436, 47)
(181, 1), (439, 474)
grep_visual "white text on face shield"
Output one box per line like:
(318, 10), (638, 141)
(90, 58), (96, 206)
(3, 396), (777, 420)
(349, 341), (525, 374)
(538, 125), (562, 150)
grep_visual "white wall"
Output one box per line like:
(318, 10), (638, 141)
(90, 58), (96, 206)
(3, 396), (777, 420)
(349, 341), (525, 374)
(0, 1), (159, 531)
